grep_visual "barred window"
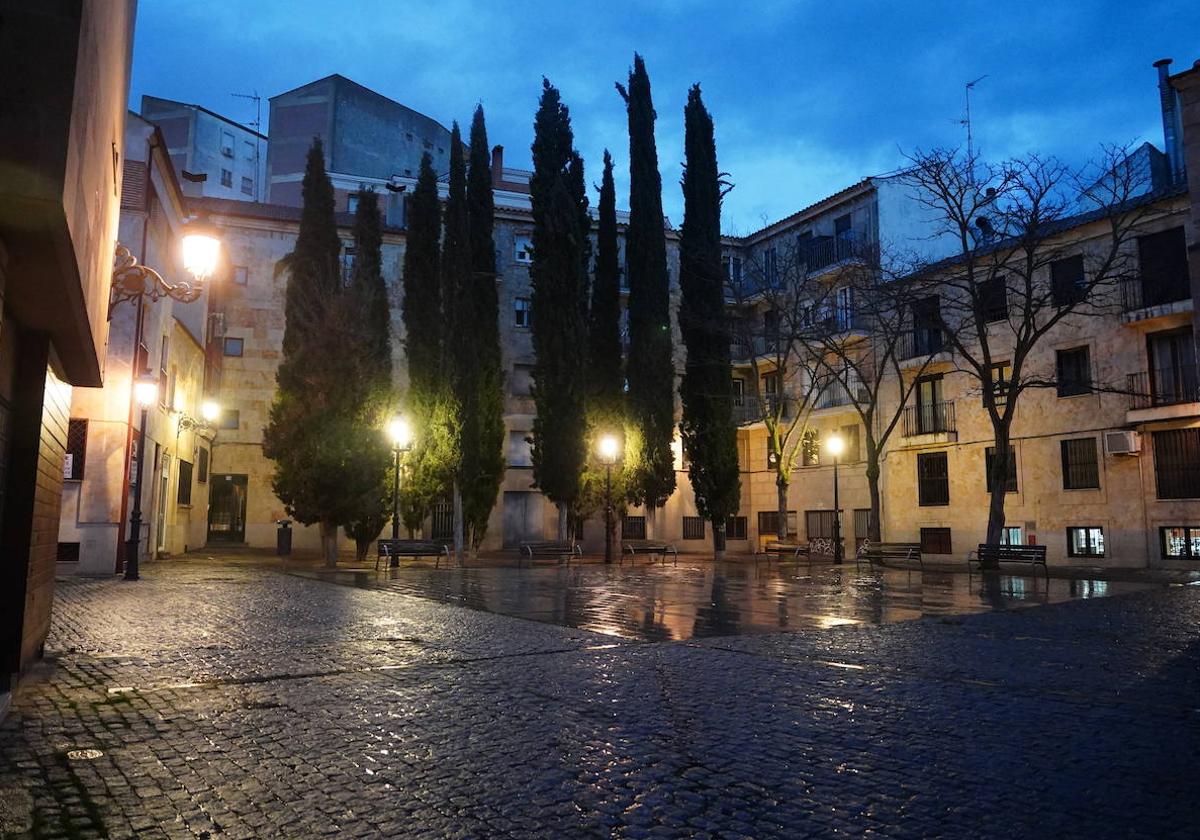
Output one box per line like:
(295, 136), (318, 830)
(726, 516), (748, 540)
(65, 419), (87, 480)
(1060, 438), (1099, 490)
(197, 448), (209, 483)
(757, 510), (798, 539)
(621, 515), (646, 540)
(920, 527), (952, 554)
(682, 516), (705, 540)
(177, 460), (193, 505)
(985, 446), (1018, 493)
(1056, 347), (1092, 397)
(1066, 526), (1104, 557)
(1050, 254), (1086, 307)
(1153, 429), (1200, 499)
(805, 510), (836, 540)
(917, 452), (949, 506)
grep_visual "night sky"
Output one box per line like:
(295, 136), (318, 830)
(130, 0), (1198, 233)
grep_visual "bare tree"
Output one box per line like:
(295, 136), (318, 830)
(899, 146), (1162, 563)
(727, 242), (828, 542)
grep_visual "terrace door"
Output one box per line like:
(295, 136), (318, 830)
(207, 474), (247, 543)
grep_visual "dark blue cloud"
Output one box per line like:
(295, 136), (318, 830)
(130, 0), (1198, 232)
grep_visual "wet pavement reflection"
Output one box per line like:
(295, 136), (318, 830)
(304, 560), (1157, 641)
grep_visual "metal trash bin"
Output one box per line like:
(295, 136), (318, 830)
(276, 519), (292, 556)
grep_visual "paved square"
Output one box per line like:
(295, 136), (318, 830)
(0, 555), (1196, 838)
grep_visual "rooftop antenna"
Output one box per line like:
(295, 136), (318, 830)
(961, 75), (988, 161)
(231, 91), (263, 201)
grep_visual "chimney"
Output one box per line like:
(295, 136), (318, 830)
(1155, 58), (1186, 184)
(491, 145), (504, 188)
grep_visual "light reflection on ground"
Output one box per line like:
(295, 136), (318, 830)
(304, 560), (1158, 641)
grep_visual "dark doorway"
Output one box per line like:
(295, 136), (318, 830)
(207, 474), (247, 543)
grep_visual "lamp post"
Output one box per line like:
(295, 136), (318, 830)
(826, 432), (846, 565)
(387, 416), (413, 563)
(125, 377), (159, 581)
(598, 434), (620, 564)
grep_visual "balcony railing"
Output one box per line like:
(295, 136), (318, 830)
(1127, 365), (1200, 409)
(732, 395), (794, 425)
(799, 232), (872, 274)
(814, 379), (867, 410)
(1120, 275), (1191, 312)
(902, 401), (956, 437)
(897, 327), (945, 361)
(730, 335), (781, 361)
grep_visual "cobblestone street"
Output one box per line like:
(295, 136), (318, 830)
(1, 555), (1197, 838)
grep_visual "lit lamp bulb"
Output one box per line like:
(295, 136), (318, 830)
(598, 434), (620, 464)
(201, 400), (220, 423)
(181, 218), (221, 282)
(825, 433), (845, 459)
(388, 416), (412, 451)
(133, 378), (158, 408)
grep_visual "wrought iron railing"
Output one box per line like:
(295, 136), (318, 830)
(902, 401), (956, 436)
(897, 328), (945, 361)
(1127, 365), (1200, 409)
(798, 232), (872, 274)
(732, 395), (794, 425)
(1120, 275), (1191, 312)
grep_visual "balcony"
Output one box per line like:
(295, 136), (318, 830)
(897, 327), (946, 362)
(902, 401), (956, 439)
(799, 232), (872, 278)
(730, 335), (781, 363)
(732, 395), (794, 426)
(1120, 275), (1191, 323)
(1127, 365), (1200, 423)
(814, 378), (867, 410)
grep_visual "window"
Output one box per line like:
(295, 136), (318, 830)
(57, 542), (81, 561)
(1000, 526), (1023, 546)
(1050, 254), (1086, 307)
(507, 431), (532, 467)
(514, 235), (534, 264)
(219, 409), (239, 430)
(920, 527), (952, 554)
(764, 246), (778, 285)
(801, 429), (820, 467)
(241, 176), (254, 196)
(917, 451), (949, 506)
(758, 510), (798, 539)
(159, 336), (170, 406)
(233, 265), (248, 285)
(220, 168), (233, 188)
(511, 364), (534, 396)
(1056, 346), (1092, 396)
(731, 378), (744, 406)
(726, 516), (748, 540)
(1137, 227), (1190, 306)
(985, 446), (1018, 493)
(1060, 438), (1100, 490)
(177, 460), (193, 505)
(914, 374), (945, 434)
(243, 140), (255, 160)
(682, 516), (705, 540)
(722, 255), (742, 284)
(341, 245), (356, 283)
(979, 276), (1007, 322)
(1160, 526), (1200, 559)
(197, 448), (209, 483)
(65, 419), (87, 480)
(223, 337), (244, 357)
(1067, 526), (1104, 557)
(220, 130), (234, 157)
(840, 424), (860, 462)
(765, 438), (778, 470)
(514, 297), (531, 328)
(853, 509), (872, 550)
(986, 362), (1011, 408)
(1153, 428), (1200, 499)
(622, 515), (646, 540)
(805, 510), (837, 540)
(834, 213), (852, 237)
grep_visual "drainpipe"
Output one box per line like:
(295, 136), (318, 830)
(1154, 59), (1186, 184)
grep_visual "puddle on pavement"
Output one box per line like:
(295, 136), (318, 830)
(307, 561), (1157, 641)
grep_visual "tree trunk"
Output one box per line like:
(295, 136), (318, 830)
(452, 481), (465, 565)
(355, 537), (370, 564)
(982, 423), (1011, 569)
(712, 519), (726, 560)
(776, 476), (788, 542)
(646, 506), (656, 540)
(865, 454), (883, 542)
(319, 521), (338, 568)
(557, 503), (569, 541)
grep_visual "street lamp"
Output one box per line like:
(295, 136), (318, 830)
(126, 376), (159, 581)
(201, 400), (221, 423)
(825, 432), (846, 565)
(110, 217), (222, 312)
(598, 434), (620, 564)
(387, 416), (413, 562)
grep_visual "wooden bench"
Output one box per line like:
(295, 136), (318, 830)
(621, 539), (678, 566)
(856, 541), (923, 569)
(969, 544), (1048, 578)
(755, 541), (811, 563)
(519, 540), (582, 567)
(375, 539), (452, 570)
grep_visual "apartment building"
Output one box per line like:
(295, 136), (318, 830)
(141, 95), (267, 202)
(57, 114), (216, 575)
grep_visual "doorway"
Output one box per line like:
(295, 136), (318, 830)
(207, 474), (247, 543)
(503, 491), (543, 548)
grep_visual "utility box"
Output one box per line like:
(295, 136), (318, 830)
(276, 520), (292, 556)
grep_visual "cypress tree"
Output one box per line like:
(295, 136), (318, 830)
(441, 122), (471, 561)
(529, 79), (589, 539)
(617, 54), (676, 529)
(460, 105), (506, 549)
(678, 85), (740, 558)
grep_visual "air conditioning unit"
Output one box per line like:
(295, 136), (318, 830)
(1104, 430), (1142, 456)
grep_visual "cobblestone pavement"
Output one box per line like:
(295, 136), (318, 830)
(0, 556), (1197, 839)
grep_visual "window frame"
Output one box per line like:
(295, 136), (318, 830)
(1050, 254), (1087, 307)
(1066, 526), (1105, 557)
(917, 451), (950, 506)
(985, 445), (1018, 494)
(1159, 525), (1200, 559)
(726, 515), (748, 540)
(979, 275), (1008, 323)
(514, 235), (534, 264)
(920, 527), (952, 554)
(177, 460), (194, 505)
(514, 297), (531, 328)
(65, 418), (88, 481)
(1056, 346), (1093, 397)
(1060, 437), (1100, 490)
(682, 516), (705, 540)
(223, 337), (244, 357)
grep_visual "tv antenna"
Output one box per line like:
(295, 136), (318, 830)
(961, 75), (987, 160)
(231, 91), (263, 201)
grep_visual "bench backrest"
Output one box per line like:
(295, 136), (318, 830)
(379, 540), (449, 554)
(624, 539), (670, 549)
(764, 541), (805, 551)
(858, 542), (921, 555)
(522, 540), (576, 551)
(977, 543), (1047, 559)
